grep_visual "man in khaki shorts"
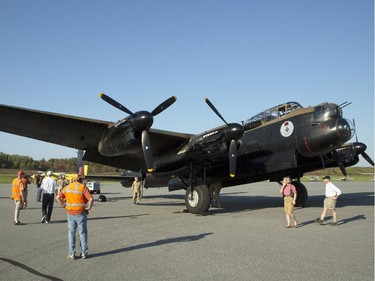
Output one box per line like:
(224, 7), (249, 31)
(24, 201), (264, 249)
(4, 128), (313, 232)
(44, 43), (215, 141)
(315, 176), (342, 226)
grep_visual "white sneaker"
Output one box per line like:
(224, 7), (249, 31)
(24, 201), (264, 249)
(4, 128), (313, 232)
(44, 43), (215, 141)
(67, 254), (75, 260)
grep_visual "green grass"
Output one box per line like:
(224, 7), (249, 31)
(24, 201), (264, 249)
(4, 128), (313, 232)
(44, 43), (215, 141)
(0, 174), (17, 184)
(301, 175), (373, 182)
(1, 169), (373, 184)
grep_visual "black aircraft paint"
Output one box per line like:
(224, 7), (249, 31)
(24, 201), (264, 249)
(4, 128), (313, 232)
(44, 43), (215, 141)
(0, 97), (373, 214)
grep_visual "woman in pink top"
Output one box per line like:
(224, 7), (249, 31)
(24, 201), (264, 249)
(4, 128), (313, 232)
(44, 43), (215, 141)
(279, 176), (298, 228)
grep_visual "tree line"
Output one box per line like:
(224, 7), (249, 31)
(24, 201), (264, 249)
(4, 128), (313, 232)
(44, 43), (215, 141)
(0, 152), (120, 174)
(1, 151), (372, 176)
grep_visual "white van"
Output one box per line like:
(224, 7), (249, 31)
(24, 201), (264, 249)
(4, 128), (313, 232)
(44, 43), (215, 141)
(86, 181), (101, 194)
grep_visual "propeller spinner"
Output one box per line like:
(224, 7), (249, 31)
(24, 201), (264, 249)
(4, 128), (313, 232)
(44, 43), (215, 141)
(99, 93), (177, 172)
(204, 98), (244, 177)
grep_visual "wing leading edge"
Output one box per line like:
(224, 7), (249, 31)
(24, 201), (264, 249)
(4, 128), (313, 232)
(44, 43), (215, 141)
(0, 104), (110, 149)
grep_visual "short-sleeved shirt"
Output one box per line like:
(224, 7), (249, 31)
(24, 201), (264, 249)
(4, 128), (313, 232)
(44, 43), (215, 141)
(41, 177), (58, 194)
(283, 184), (297, 197)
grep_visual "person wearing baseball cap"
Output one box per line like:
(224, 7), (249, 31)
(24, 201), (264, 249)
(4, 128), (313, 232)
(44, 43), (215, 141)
(315, 175), (342, 226)
(11, 171), (26, 225)
(40, 171), (58, 223)
(56, 173), (93, 260)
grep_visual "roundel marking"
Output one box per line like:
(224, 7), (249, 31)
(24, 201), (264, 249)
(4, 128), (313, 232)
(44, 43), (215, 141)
(280, 121), (294, 137)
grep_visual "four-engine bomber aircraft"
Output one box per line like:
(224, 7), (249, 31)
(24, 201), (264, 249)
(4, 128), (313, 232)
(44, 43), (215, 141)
(0, 94), (373, 214)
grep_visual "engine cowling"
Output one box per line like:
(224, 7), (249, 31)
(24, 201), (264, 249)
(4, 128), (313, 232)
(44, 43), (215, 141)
(98, 119), (141, 156)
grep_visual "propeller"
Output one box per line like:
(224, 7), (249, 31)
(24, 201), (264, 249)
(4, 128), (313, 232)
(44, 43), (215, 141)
(333, 117), (374, 177)
(204, 98), (244, 177)
(351, 119), (374, 166)
(351, 142), (375, 166)
(99, 93), (177, 172)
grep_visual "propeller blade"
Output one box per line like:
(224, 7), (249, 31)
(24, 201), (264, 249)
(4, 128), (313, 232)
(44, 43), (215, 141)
(338, 162), (347, 177)
(361, 152), (375, 166)
(151, 96), (177, 116)
(229, 139), (237, 177)
(319, 155), (326, 169)
(333, 151), (347, 177)
(141, 130), (153, 172)
(99, 93), (134, 116)
(352, 118), (358, 142)
(204, 98), (228, 125)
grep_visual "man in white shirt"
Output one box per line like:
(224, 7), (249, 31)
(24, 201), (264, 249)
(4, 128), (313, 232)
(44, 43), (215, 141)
(40, 171), (58, 223)
(315, 175), (342, 226)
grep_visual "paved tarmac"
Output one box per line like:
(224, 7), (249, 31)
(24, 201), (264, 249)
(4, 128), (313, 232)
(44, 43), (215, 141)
(0, 180), (373, 281)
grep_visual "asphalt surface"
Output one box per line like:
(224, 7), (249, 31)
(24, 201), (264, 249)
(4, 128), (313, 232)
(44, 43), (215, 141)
(0, 180), (373, 281)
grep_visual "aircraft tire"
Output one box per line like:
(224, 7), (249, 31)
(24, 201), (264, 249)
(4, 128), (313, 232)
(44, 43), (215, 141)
(294, 182), (308, 208)
(185, 185), (211, 214)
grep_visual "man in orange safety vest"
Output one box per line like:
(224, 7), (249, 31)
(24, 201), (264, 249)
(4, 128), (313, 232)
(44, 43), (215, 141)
(11, 170), (26, 225)
(56, 173), (93, 260)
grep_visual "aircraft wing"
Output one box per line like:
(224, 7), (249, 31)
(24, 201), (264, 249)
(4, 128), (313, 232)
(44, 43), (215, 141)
(0, 104), (193, 170)
(0, 104), (110, 149)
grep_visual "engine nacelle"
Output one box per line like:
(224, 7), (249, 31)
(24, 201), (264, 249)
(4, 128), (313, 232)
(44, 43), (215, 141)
(98, 120), (141, 156)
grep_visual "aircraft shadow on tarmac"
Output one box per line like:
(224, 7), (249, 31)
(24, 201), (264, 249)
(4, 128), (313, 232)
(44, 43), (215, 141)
(137, 191), (374, 215)
(85, 189), (374, 217)
(89, 232), (213, 259)
(338, 192), (374, 207)
(300, 192), (374, 208)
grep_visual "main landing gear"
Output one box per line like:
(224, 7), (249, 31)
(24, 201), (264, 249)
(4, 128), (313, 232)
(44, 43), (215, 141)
(183, 162), (212, 214)
(184, 185), (211, 214)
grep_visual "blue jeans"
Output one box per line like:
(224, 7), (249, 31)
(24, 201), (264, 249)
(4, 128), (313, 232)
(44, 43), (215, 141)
(36, 187), (42, 201)
(67, 213), (88, 256)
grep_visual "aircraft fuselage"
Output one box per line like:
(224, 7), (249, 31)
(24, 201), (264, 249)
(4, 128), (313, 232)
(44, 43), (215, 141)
(151, 102), (353, 187)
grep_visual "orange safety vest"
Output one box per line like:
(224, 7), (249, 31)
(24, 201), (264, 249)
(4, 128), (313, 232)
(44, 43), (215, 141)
(11, 178), (23, 200)
(63, 182), (88, 212)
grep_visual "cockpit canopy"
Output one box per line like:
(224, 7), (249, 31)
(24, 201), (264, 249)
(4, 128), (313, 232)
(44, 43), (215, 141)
(313, 102), (342, 122)
(244, 101), (303, 125)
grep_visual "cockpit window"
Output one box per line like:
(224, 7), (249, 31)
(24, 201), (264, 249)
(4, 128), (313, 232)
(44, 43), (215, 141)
(244, 101), (303, 125)
(314, 103), (341, 122)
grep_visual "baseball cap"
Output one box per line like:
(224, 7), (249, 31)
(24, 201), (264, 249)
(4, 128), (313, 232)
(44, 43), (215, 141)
(72, 173), (80, 181)
(322, 175), (330, 180)
(47, 171), (52, 176)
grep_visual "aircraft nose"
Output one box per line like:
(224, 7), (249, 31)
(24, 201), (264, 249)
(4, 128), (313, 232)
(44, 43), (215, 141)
(337, 118), (353, 141)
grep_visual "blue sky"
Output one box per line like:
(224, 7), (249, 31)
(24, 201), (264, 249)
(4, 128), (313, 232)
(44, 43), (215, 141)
(0, 0), (373, 167)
